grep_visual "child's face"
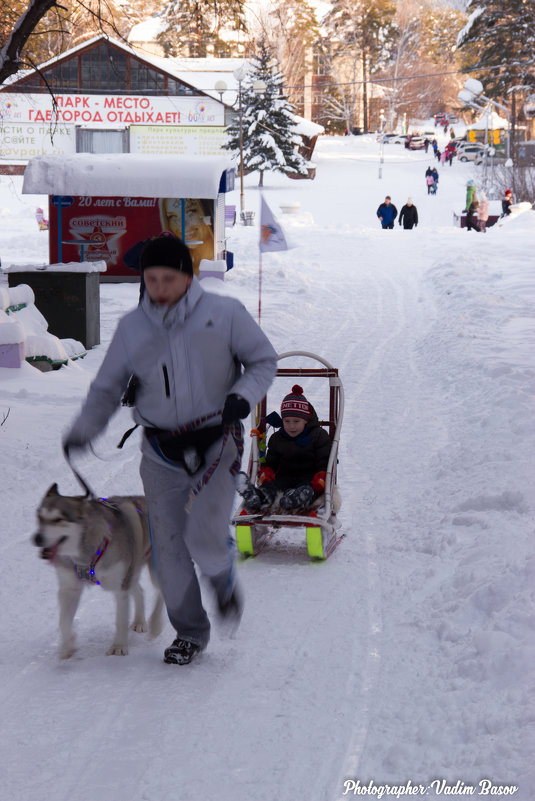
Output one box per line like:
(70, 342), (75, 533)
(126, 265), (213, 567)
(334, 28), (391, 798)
(143, 266), (192, 307)
(283, 416), (307, 437)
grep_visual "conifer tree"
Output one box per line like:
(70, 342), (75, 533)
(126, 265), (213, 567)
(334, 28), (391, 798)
(324, 0), (398, 132)
(456, 0), (535, 100)
(223, 39), (309, 186)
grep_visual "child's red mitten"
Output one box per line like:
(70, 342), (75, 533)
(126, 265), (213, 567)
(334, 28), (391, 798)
(259, 466), (276, 485)
(311, 471), (326, 494)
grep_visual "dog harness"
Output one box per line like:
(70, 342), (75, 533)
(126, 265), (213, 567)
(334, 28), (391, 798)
(72, 536), (110, 585)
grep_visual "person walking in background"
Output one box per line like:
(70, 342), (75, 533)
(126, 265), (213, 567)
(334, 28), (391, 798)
(399, 198), (418, 229)
(465, 179), (480, 231)
(478, 191), (489, 232)
(501, 188), (514, 216)
(376, 196), (398, 229)
(431, 167), (439, 194)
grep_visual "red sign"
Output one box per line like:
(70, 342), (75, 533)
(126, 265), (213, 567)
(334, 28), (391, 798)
(48, 195), (215, 277)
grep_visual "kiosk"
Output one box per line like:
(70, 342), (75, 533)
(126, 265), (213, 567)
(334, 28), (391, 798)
(22, 154), (235, 280)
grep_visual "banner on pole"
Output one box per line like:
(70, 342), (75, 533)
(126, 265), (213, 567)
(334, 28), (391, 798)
(259, 196), (289, 253)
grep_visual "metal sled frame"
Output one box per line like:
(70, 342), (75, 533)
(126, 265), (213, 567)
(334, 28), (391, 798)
(232, 351), (344, 559)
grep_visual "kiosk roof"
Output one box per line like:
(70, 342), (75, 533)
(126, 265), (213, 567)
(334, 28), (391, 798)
(22, 154), (234, 198)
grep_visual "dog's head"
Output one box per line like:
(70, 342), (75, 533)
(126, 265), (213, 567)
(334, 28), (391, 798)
(33, 484), (86, 562)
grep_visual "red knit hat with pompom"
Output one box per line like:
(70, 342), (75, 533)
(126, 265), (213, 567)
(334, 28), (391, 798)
(281, 384), (311, 420)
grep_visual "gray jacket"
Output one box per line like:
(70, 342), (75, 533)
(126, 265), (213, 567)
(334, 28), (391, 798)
(67, 278), (277, 451)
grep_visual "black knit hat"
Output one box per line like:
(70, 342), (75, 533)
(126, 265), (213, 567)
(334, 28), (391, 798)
(281, 384), (311, 420)
(139, 233), (193, 275)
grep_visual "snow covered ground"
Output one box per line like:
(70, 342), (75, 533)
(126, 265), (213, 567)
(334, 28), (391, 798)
(1, 132), (534, 801)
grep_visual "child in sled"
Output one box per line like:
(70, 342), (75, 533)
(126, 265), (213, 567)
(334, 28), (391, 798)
(238, 384), (331, 512)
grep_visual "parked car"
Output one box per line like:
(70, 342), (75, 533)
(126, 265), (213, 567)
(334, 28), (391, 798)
(377, 133), (398, 144)
(391, 134), (409, 145)
(408, 136), (426, 150)
(458, 145), (485, 163)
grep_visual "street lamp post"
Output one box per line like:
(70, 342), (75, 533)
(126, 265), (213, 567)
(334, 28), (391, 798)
(378, 108), (386, 179)
(233, 67), (247, 215)
(232, 69), (267, 217)
(459, 79), (512, 164)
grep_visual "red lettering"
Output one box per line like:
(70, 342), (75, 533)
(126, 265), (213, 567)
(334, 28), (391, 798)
(104, 98), (116, 108)
(93, 112), (103, 122)
(140, 98), (150, 109)
(107, 111), (117, 122)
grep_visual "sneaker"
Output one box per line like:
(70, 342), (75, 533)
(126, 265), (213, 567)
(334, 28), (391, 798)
(163, 637), (203, 665)
(280, 484), (315, 510)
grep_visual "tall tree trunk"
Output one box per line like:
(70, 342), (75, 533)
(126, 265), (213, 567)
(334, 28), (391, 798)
(259, 170), (264, 187)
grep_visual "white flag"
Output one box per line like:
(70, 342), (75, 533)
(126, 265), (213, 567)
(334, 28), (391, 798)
(259, 196), (289, 253)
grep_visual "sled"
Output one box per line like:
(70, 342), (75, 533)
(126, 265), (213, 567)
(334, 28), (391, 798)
(232, 351), (344, 560)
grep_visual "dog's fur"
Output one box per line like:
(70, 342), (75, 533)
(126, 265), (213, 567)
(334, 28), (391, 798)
(33, 484), (164, 659)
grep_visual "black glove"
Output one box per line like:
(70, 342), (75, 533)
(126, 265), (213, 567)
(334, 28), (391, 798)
(222, 394), (250, 424)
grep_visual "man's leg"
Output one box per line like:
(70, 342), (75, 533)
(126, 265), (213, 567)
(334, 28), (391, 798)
(184, 437), (240, 610)
(140, 456), (211, 648)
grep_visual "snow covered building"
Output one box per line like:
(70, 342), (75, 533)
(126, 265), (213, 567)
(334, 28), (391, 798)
(0, 33), (322, 173)
(0, 35), (245, 168)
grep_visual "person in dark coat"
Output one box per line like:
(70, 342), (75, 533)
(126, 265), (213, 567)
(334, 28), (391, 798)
(376, 195), (398, 229)
(501, 189), (513, 216)
(399, 198), (418, 229)
(237, 385), (332, 511)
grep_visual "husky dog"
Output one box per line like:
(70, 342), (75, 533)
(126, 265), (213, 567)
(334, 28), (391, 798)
(33, 484), (164, 659)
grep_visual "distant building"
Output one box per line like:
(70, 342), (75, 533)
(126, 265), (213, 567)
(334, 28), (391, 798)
(0, 33), (322, 172)
(0, 35), (245, 167)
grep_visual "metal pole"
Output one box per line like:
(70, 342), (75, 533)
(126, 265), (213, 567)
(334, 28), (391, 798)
(378, 110), (385, 180)
(238, 80), (244, 215)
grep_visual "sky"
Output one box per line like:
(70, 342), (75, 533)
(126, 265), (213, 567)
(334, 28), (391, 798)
(1, 127), (534, 801)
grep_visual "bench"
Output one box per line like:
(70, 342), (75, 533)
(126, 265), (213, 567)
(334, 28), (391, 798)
(225, 205), (236, 227)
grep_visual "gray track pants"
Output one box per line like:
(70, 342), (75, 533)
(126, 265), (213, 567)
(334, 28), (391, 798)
(140, 437), (239, 648)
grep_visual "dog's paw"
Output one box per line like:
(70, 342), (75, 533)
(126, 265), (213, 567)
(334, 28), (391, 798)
(131, 620), (148, 633)
(106, 642), (129, 656)
(59, 637), (76, 659)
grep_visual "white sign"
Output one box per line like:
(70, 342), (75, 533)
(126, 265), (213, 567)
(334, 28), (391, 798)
(130, 125), (227, 156)
(0, 121), (76, 160)
(0, 92), (224, 128)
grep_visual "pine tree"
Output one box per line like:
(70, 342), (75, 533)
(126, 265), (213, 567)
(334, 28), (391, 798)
(158, 0), (247, 57)
(223, 39), (309, 186)
(323, 0), (398, 132)
(457, 0), (535, 100)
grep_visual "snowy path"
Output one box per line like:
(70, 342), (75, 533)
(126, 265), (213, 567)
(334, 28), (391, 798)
(2, 135), (534, 800)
